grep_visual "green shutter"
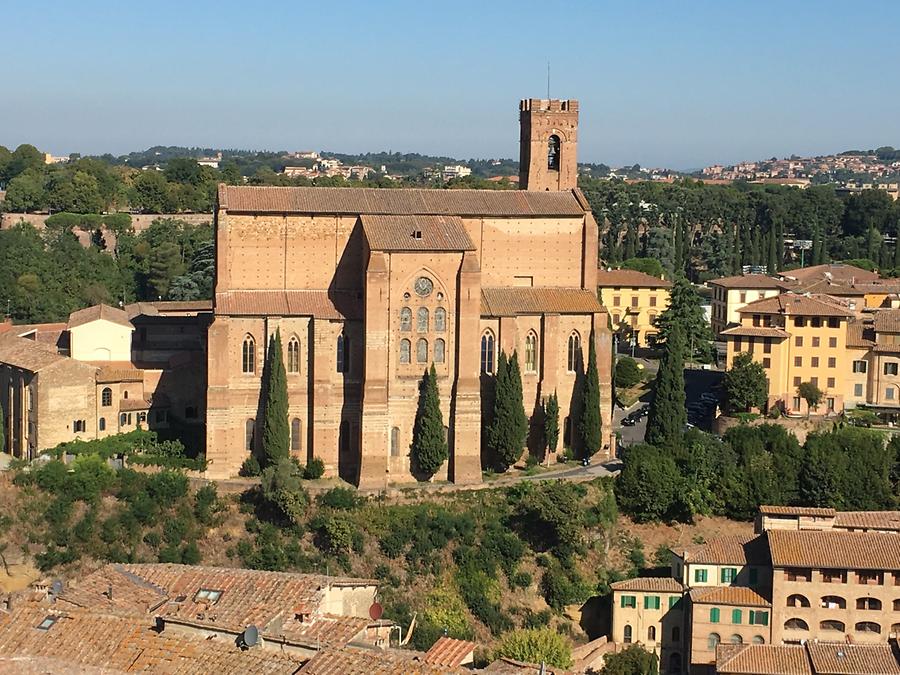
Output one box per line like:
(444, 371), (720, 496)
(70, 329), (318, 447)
(695, 568), (708, 583)
(644, 596), (651, 609)
(653, 596), (660, 609)
(621, 596), (626, 608)
(710, 608), (720, 623)
(669, 596), (679, 609)
(760, 611), (769, 626)
(732, 609), (742, 624)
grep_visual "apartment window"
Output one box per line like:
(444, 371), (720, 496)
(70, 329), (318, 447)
(669, 596), (680, 609)
(620, 595), (637, 608)
(786, 568), (811, 582)
(828, 317), (839, 328)
(827, 378), (835, 389)
(721, 568), (737, 584)
(631, 296), (638, 308)
(72, 420), (86, 433)
(811, 317), (821, 328)
(647, 625), (656, 641)
(242, 335), (256, 374)
(287, 337), (301, 374)
(820, 620), (845, 632)
(794, 317), (805, 328)
(794, 356), (802, 367)
(623, 625), (632, 644)
(829, 337), (837, 348)
(784, 618), (809, 631)
(101, 387), (112, 407)
(855, 621), (881, 634)
(710, 608), (720, 623)
(795, 336), (803, 347)
(857, 571), (882, 585)
(852, 360), (867, 373)
(732, 609), (742, 624)
(763, 339), (771, 354)
(98, 417), (105, 431)
(708, 633), (721, 650)
(887, 387), (895, 401)
(434, 308), (446, 332)
(644, 596), (661, 610)
(613, 313), (620, 324)
(822, 570), (845, 584)
(821, 594), (846, 608)
(787, 594), (810, 608)
(734, 338), (742, 352)
(399, 307), (412, 331)
(793, 396), (801, 409)
(763, 357), (771, 369)
(749, 611), (769, 626)
(695, 569), (708, 583)
(811, 377), (818, 387)
(752, 636), (765, 644)
(856, 597), (882, 610)
(826, 397), (834, 412)
(885, 363), (899, 376)
(793, 376), (801, 387)
(650, 296), (657, 307)
(854, 383), (864, 397)
(812, 337), (820, 348)
(613, 296), (621, 307)
(811, 357), (819, 368)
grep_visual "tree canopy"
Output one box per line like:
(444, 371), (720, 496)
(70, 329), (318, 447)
(724, 352), (769, 413)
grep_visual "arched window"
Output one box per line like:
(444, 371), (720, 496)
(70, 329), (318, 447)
(547, 134), (560, 171)
(892, 622), (900, 634)
(481, 332), (495, 374)
(787, 594), (810, 608)
(291, 418), (301, 452)
(671, 626), (680, 642)
(245, 419), (255, 452)
(242, 335), (256, 374)
(123, 390), (129, 400)
(567, 331), (581, 372)
(101, 387), (112, 407)
(855, 621), (881, 634)
(120, 413), (128, 426)
(287, 337), (301, 374)
(821, 595), (846, 609)
(416, 338), (428, 364)
(98, 417), (106, 431)
(857, 597), (881, 610)
(751, 636), (765, 645)
(399, 339), (411, 364)
(391, 427), (400, 457)
(400, 307), (412, 331)
(648, 625), (656, 641)
(729, 635), (743, 645)
(820, 620), (845, 632)
(337, 333), (349, 373)
(623, 624), (632, 644)
(434, 338), (446, 364)
(784, 618), (809, 631)
(894, 599), (900, 612)
(417, 307), (429, 333)
(525, 332), (537, 373)
(435, 307), (446, 332)
(707, 633), (720, 650)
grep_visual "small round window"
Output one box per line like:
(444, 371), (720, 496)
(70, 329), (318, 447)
(414, 277), (433, 297)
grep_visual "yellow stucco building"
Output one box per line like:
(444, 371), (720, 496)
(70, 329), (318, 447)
(597, 269), (671, 348)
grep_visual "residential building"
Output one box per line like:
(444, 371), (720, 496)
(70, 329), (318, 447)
(597, 268), (672, 347)
(206, 98), (613, 487)
(441, 164), (473, 181)
(610, 577), (685, 672)
(709, 275), (784, 335)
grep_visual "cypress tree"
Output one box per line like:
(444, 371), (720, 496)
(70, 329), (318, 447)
(411, 364), (448, 477)
(489, 350), (528, 471)
(624, 223), (638, 260)
(578, 331), (602, 458)
(894, 239), (900, 270)
(766, 227), (778, 274)
(544, 391), (560, 457)
(261, 329), (290, 468)
(645, 323), (687, 450)
(0, 399), (5, 454)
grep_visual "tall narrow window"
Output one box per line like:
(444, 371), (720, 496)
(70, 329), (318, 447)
(287, 336), (300, 374)
(101, 387), (112, 407)
(434, 338), (446, 364)
(242, 335), (256, 374)
(400, 307), (412, 331)
(399, 338), (411, 364)
(291, 418), (301, 452)
(391, 427), (400, 456)
(623, 625), (632, 644)
(245, 418), (255, 452)
(416, 338), (428, 363)
(434, 307), (446, 332)
(547, 135), (561, 171)
(417, 307), (429, 332)
(481, 332), (495, 374)
(337, 333), (349, 373)
(98, 417), (106, 431)
(525, 332), (537, 373)
(567, 332), (581, 372)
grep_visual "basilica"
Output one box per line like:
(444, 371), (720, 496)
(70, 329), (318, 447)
(205, 99), (613, 488)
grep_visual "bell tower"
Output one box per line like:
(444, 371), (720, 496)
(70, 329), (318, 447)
(519, 98), (579, 191)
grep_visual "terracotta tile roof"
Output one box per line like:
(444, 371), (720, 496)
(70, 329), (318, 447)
(96, 366), (144, 384)
(0, 606), (305, 674)
(119, 398), (152, 412)
(673, 534), (769, 566)
(609, 577), (684, 593)
(766, 529), (900, 570)
(481, 287), (603, 316)
(716, 644), (812, 675)
(482, 657), (571, 674)
(846, 321), (876, 348)
(0, 334), (71, 372)
(595, 269), (672, 289)
(360, 215), (475, 252)
(423, 637), (476, 667)
(806, 642), (900, 674)
(708, 274), (784, 289)
(67, 304), (133, 329)
(833, 510), (900, 532)
(297, 645), (465, 674)
(792, 279), (868, 296)
(759, 505), (835, 517)
(689, 585), (771, 607)
(720, 326), (790, 338)
(218, 185), (587, 217)
(874, 309), (900, 333)
(781, 263), (880, 285)
(737, 293), (854, 317)
(215, 290), (362, 320)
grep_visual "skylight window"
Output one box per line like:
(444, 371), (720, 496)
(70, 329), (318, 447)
(36, 616), (57, 630)
(194, 588), (223, 604)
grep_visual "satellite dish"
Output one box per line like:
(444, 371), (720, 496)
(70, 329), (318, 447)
(50, 580), (64, 596)
(369, 602), (384, 621)
(242, 625), (260, 648)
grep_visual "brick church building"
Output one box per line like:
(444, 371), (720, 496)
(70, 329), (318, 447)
(205, 99), (613, 488)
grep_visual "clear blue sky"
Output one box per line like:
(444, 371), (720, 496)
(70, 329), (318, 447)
(2, 1), (899, 169)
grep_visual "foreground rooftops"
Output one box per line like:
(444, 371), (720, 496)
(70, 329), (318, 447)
(737, 292), (854, 317)
(766, 529), (900, 571)
(67, 303), (133, 330)
(595, 268), (672, 288)
(688, 585), (771, 608)
(609, 577), (684, 593)
(709, 274), (786, 290)
(480, 287), (604, 317)
(672, 534), (769, 566)
(717, 642), (900, 675)
(217, 184), (590, 217)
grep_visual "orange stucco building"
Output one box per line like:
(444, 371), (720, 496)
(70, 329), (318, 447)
(205, 99), (613, 487)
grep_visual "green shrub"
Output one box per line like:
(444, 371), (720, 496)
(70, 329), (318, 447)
(318, 516), (354, 556)
(318, 487), (361, 510)
(493, 628), (573, 669)
(522, 608), (552, 629)
(34, 461), (68, 492)
(239, 456), (261, 477)
(181, 541), (201, 564)
(614, 357), (642, 389)
(194, 484), (220, 525)
(510, 570), (533, 589)
(147, 470), (189, 502)
(304, 457), (325, 479)
(68, 454), (115, 502)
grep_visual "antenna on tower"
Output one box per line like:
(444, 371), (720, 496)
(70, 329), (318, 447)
(547, 61), (551, 99)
